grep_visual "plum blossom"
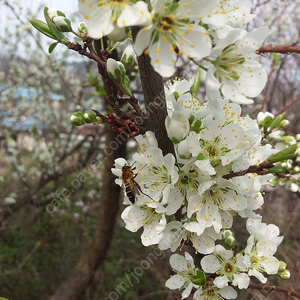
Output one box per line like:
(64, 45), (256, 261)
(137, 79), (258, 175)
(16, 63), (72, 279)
(134, 0), (215, 77)
(78, 0), (151, 39)
(205, 27), (268, 104)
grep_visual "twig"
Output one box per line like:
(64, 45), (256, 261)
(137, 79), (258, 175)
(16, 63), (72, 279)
(257, 45), (300, 54)
(249, 283), (300, 299)
(275, 95), (300, 116)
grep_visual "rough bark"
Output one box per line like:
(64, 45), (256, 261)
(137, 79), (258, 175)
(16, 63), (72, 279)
(131, 27), (175, 157)
(49, 127), (126, 300)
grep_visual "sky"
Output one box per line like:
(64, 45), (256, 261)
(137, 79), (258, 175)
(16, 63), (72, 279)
(1, 0), (79, 37)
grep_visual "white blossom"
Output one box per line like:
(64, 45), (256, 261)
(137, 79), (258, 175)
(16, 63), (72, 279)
(205, 27), (268, 104)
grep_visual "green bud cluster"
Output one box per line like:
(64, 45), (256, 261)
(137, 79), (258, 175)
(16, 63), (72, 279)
(258, 113), (300, 193)
(29, 7), (84, 54)
(70, 110), (102, 126)
(277, 261), (290, 280)
(221, 230), (236, 249)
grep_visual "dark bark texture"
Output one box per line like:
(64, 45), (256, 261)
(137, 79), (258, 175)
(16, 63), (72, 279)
(132, 27), (175, 157)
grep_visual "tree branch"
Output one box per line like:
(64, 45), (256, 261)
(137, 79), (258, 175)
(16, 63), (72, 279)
(249, 283), (300, 299)
(131, 27), (175, 157)
(275, 95), (300, 116)
(257, 44), (300, 54)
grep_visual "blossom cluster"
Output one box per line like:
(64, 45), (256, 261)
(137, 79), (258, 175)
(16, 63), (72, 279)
(111, 79), (286, 298)
(78, 0), (268, 104)
(166, 218), (283, 299)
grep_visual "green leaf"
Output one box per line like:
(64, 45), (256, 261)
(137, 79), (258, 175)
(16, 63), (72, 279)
(48, 42), (58, 53)
(270, 113), (285, 130)
(263, 115), (273, 130)
(267, 144), (298, 164)
(29, 19), (57, 40)
(190, 71), (200, 95)
(190, 270), (206, 286)
(267, 165), (283, 173)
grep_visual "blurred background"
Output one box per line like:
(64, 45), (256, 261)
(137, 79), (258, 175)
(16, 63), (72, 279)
(0, 0), (299, 299)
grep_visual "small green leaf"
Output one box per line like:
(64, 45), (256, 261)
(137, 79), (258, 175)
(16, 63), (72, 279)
(48, 42), (58, 53)
(267, 165), (283, 173)
(270, 113), (285, 130)
(190, 71), (200, 95)
(263, 115), (273, 130)
(196, 153), (205, 160)
(190, 270), (206, 286)
(267, 144), (298, 164)
(29, 19), (56, 40)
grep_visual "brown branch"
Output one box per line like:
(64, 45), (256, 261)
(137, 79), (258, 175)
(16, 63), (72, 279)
(222, 161), (273, 180)
(257, 45), (300, 54)
(249, 283), (300, 299)
(275, 95), (300, 116)
(131, 26), (175, 157)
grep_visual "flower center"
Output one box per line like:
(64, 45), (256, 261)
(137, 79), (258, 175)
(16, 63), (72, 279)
(178, 168), (199, 196)
(214, 45), (245, 82)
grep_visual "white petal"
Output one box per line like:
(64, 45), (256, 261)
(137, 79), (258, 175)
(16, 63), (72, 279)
(214, 275), (228, 288)
(233, 273), (250, 289)
(134, 26), (153, 56)
(117, 1), (151, 27)
(218, 285), (238, 299)
(200, 255), (220, 272)
(165, 274), (185, 289)
(169, 254), (188, 271)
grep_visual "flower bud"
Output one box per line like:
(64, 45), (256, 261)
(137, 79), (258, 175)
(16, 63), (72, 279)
(293, 166), (300, 173)
(165, 111), (189, 143)
(70, 112), (85, 126)
(177, 140), (191, 159)
(225, 236), (236, 248)
(295, 134), (300, 142)
(279, 119), (289, 128)
(121, 45), (136, 70)
(83, 110), (97, 124)
(278, 269), (290, 280)
(53, 16), (73, 32)
(107, 58), (125, 80)
(221, 230), (233, 240)
(47, 8), (66, 20)
(78, 22), (87, 35)
(283, 135), (296, 145)
(289, 182), (298, 193)
(278, 178), (286, 187)
(269, 177), (278, 187)
(278, 261), (287, 272)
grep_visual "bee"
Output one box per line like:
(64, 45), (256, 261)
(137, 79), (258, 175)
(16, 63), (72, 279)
(121, 163), (153, 204)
